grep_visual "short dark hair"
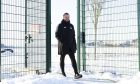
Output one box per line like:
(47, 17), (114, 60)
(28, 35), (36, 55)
(63, 13), (69, 16)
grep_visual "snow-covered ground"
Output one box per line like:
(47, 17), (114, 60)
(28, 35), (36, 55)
(0, 47), (139, 84)
(1, 71), (140, 84)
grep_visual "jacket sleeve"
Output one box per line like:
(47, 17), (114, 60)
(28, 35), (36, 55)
(72, 25), (77, 50)
(55, 24), (62, 42)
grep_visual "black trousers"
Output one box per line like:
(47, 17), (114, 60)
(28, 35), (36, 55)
(60, 52), (78, 75)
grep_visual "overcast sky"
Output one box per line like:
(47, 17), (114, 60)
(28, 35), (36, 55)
(51, 0), (77, 44)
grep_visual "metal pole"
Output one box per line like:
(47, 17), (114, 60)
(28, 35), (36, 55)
(0, 0), (1, 81)
(137, 0), (140, 71)
(25, 0), (28, 68)
(77, 0), (81, 72)
(82, 0), (86, 71)
(46, 0), (51, 72)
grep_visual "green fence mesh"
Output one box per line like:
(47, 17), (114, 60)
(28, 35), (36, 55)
(0, 0), (49, 80)
(78, 0), (139, 75)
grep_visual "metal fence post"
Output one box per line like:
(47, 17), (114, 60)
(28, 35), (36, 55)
(46, 0), (51, 73)
(137, 0), (140, 71)
(77, 0), (81, 72)
(82, 0), (86, 71)
(25, 0), (28, 68)
(0, 0), (1, 82)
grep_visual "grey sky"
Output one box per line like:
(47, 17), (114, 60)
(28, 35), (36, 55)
(85, 0), (138, 43)
(51, 0), (77, 44)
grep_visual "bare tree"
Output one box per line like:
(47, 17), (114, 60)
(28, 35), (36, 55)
(86, 0), (106, 60)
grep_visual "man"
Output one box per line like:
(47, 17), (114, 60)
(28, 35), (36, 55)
(55, 13), (82, 79)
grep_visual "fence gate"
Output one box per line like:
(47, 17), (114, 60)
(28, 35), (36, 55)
(77, 0), (139, 75)
(0, 0), (51, 80)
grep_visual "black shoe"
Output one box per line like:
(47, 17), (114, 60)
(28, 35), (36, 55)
(74, 74), (82, 79)
(62, 72), (66, 77)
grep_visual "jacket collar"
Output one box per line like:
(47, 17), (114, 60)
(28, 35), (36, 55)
(61, 19), (70, 25)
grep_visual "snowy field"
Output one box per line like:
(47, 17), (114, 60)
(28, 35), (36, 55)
(0, 47), (140, 84)
(85, 47), (139, 75)
(1, 71), (140, 84)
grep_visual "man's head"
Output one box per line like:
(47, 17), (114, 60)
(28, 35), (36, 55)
(63, 13), (70, 22)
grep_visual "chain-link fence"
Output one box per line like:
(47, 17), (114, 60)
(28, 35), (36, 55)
(77, 0), (139, 75)
(0, 0), (51, 81)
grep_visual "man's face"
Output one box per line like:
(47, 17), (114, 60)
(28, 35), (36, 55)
(63, 14), (70, 22)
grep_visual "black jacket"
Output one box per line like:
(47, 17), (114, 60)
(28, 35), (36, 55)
(55, 20), (76, 55)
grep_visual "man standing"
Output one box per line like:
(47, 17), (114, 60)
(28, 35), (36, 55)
(55, 13), (82, 79)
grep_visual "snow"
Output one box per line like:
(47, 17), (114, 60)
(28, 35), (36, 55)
(0, 71), (117, 84)
(117, 72), (140, 84)
(0, 65), (140, 84)
(1, 71), (140, 84)
(0, 47), (139, 84)
(0, 72), (140, 84)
